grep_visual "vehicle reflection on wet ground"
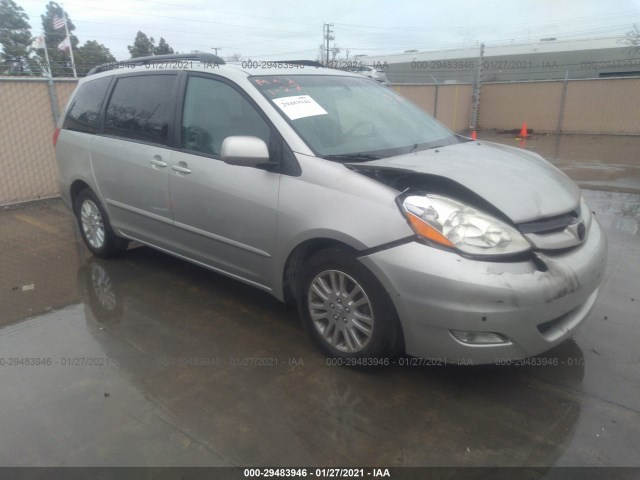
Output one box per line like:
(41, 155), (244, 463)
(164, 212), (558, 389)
(0, 186), (638, 467)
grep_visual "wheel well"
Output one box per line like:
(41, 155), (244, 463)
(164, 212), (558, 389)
(282, 239), (358, 307)
(70, 180), (91, 213)
(282, 238), (406, 355)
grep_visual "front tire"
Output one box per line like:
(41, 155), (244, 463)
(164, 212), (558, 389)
(298, 248), (401, 360)
(74, 188), (129, 258)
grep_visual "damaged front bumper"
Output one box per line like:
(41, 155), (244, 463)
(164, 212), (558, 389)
(359, 218), (608, 364)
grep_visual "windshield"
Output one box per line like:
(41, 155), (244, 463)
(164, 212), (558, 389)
(250, 75), (460, 160)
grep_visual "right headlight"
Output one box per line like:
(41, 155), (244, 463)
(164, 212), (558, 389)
(401, 194), (531, 256)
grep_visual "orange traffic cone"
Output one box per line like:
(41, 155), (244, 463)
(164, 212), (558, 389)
(519, 122), (529, 138)
(471, 130), (477, 140)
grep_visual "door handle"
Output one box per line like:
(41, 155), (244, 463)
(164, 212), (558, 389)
(149, 156), (168, 168)
(171, 162), (192, 174)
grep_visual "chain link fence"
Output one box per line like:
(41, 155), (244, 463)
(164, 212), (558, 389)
(1, 75), (639, 206)
(392, 83), (474, 133)
(476, 77), (640, 135)
(0, 78), (77, 206)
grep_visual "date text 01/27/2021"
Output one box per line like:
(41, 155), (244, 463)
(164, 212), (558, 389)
(243, 468), (391, 477)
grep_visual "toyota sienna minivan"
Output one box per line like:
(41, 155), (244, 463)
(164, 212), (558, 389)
(54, 53), (607, 365)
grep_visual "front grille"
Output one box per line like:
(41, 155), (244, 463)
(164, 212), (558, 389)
(518, 205), (587, 251)
(518, 207), (581, 234)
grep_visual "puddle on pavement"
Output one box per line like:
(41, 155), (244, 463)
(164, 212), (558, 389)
(583, 190), (640, 236)
(480, 133), (640, 195)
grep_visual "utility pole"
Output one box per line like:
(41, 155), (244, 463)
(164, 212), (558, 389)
(323, 23), (334, 66)
(470, 42), (484, 131)
(211, 47), (222, 56)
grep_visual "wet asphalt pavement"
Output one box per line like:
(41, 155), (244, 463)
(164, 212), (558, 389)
(477, 132), (640, 195)
(0, 137), (639, 467)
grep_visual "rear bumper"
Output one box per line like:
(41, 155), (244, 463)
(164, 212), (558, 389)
(359, 219), (607, 365)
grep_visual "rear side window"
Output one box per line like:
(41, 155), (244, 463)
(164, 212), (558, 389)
(104, 74), (176, 145)
(62, 76), (111, 134)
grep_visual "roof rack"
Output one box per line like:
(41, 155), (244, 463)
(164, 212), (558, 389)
(87, 53), (226, 76)
(278, 60), (324, 68)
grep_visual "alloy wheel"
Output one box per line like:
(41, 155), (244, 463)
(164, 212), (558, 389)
(307, 269), (375, 353)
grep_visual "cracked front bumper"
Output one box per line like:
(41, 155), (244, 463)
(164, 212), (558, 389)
(359, 219), (607, 364)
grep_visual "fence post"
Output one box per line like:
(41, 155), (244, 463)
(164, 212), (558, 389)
(469, 43), (484, 130)
(556, 70), (569, 133)
(46, 78), (61, 127)
(430, 75), (439, 119)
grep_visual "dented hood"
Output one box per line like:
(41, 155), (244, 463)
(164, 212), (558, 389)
(350, 140), (580, 223)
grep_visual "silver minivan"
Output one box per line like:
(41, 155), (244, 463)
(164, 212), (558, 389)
(54, 54), (607, 365)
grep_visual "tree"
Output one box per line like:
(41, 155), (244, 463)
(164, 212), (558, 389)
(0, 0), (33, 75)
(75, 40), (115, 76)
(41, 1), (78, 77)
(619, 23), (640, 58)
(128, 32), (175, 58)
(226, 52), (242, 61)
(316, 43), (324, 64)
(622, 23), (640, 47)
(330, 45), (341, 61)
(128, 31), (154, 58)
(153, 37), (174, 55)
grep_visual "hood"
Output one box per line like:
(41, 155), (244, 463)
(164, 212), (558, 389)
(349, 141), (580, 224)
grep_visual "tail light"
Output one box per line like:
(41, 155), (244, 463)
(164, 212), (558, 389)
(52, 127), (60, 147)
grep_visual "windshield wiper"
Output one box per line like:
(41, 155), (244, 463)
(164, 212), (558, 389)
(409, 143), (444, 153)
(324, 153), (383, 162)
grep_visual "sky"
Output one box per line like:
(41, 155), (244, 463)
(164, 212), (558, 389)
(15, 0), (640, 61)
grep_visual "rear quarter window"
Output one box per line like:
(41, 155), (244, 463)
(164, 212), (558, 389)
(104, 74), (177, 145)
(62, 76), (112, 134)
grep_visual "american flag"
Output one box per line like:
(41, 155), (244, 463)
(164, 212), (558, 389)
(52, 15), (65, 30)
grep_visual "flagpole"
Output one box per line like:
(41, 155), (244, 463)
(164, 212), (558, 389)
(42, 36), (52, 78)
(34, 34), (61, 124)
(61, 7), (77, 77)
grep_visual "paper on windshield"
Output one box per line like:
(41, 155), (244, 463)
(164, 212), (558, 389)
(272, 95), (328, 121)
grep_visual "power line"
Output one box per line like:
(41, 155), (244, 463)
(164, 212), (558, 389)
(133, 0), (318, 27)
(18, 0), (639, 64)
(20, 0), (310, 36)
(333, 10), (640, 31)
(337, 24), (636, 57)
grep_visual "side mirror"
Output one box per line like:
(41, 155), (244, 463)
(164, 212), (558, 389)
(220, 136), (270, 168)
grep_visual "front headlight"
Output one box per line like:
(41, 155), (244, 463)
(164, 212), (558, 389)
(401, 194), (531, 256)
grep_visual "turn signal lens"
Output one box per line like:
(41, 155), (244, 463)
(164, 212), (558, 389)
(405, 212), (455, 248)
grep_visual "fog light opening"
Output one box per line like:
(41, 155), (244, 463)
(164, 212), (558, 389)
(450, 330), (509, 345)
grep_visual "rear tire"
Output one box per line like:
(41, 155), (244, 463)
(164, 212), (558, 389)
(74, 188), (129, 258)
(298, 248), (401, 361)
